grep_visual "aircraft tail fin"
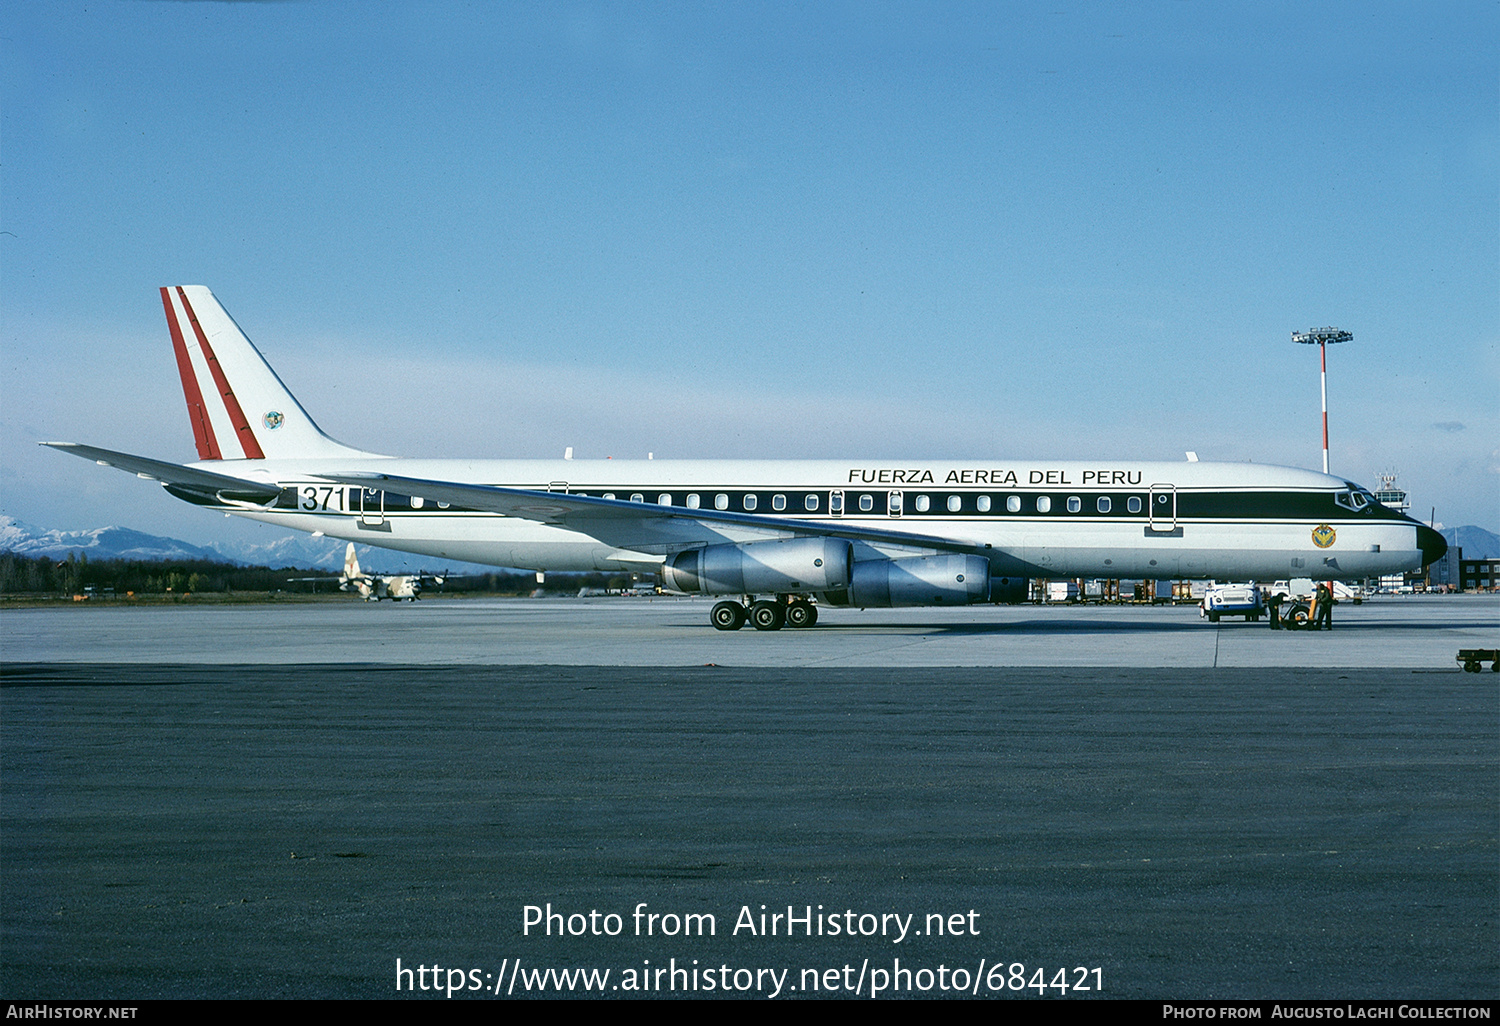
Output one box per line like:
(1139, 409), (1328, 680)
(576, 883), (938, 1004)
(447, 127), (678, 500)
(343, 542), (362, 582)
(161, 286), (382, 461)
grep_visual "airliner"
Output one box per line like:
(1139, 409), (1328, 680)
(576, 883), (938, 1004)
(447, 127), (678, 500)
(47, 286), (1445, 630)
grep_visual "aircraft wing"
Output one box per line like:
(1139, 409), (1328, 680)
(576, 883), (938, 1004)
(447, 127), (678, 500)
(43, 443), (283, 504)
(321, 471), (985, 557)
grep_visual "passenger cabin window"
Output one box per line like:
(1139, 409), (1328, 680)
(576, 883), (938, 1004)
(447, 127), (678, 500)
(772, 494), (787, 511)
(1067, 496), (1081, 513)
(715, 493), (728, 510)
(658, 493), (672, 506)
(1127, 496), (1142, 513)
(1097, 496), (1111, 513)
(602, 492), (616, 501)
(977, 495), (992, 512)
(686, 493), (701, 509)
(947, 495), (962, 512)
(1036, 496), (1052, 513)
(804, 494), (819, 511)
(830, 492), (844, 513)
(1006, 496), (1021, 513)
(888, 491), (903, 515)
(859, 494), (874, 512)
(410, 496), (424, 509)
(915, 495), (931, 512)
(630, 493), (644, 503)
(744, 494), (758, 511)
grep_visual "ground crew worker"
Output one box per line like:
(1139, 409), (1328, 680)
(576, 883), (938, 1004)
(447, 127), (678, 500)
(1267, 591), (1282, 629)
(1312, 582), (1334, 630)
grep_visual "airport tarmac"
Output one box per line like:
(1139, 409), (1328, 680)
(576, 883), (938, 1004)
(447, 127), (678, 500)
(2, 597), (1496, 1000)
(2, 593), (1495, 666)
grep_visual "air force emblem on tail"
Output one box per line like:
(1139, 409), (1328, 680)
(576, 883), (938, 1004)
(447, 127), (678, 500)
(263, 411), (284, 430)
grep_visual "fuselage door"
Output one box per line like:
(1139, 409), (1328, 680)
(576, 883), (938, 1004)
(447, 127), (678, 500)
(830, 490), (845, 517)
(358, 487), (385, 526)
(1148, 483), (1176, 532)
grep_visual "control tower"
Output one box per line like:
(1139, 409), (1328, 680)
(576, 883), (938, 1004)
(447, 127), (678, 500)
(1373, 472), (1409, 515)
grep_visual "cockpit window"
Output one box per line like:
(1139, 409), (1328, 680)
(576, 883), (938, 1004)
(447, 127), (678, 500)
(1334, 488), (1375, 513)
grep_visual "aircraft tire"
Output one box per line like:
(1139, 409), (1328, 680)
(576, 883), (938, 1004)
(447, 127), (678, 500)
(1207, 611), (1220, 623)
(711, 601), (746, 631)
(749, 600), (785, 631)
(785, 601), (817, 629)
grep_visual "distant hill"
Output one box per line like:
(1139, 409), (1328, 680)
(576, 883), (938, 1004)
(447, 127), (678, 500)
(0, 516), (498, 574)
(1441, 525), (1499, 559)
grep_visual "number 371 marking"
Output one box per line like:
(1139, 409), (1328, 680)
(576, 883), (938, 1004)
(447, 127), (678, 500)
(300, 486), (344, 511)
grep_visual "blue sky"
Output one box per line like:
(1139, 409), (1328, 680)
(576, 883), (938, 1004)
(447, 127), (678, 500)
(3, 1), (1496, 548)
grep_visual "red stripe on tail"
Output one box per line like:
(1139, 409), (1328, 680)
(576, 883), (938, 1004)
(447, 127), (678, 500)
(161, 286), (221, 460)
(175, 287), (265, 460)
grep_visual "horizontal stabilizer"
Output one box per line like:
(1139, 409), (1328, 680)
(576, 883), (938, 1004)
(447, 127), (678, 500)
(43, 442), (283, 504)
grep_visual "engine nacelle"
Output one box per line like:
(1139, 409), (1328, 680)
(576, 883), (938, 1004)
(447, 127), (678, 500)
(846, 555), (991, 607)
(988, 575), (1030, 604)
(662, 538), (853, 595)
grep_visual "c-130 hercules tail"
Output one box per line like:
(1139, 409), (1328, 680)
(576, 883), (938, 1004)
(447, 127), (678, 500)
(48, 286), (1445, 630)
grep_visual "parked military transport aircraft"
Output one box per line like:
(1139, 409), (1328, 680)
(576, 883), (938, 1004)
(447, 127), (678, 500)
(289, 542), (444, 601)
(47, 286), (1445, 630)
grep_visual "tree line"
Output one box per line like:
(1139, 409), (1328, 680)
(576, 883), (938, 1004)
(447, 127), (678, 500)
(0, 550), (640, 597)
(0, 551), (339, 596)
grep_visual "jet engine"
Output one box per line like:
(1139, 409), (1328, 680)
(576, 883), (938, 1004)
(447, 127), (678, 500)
(841, 554), (992, 607)
(987, 575), (1030, 604)
(662, 537), (853, 595)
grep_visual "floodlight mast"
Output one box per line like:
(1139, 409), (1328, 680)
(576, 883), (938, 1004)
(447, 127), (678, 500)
(1292, 327), (1353, 474)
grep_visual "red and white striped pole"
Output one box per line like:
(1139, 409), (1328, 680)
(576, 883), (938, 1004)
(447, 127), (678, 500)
(1292, 328), (1352, 475)
(1320, 339), (1329, 474)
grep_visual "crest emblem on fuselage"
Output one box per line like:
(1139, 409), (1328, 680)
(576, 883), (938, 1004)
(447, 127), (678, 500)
(1311, 524), (1336, 548)
(263, 411), (284, 430)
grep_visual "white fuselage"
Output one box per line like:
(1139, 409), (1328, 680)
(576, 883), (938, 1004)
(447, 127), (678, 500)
(196, 456), (1434, 583)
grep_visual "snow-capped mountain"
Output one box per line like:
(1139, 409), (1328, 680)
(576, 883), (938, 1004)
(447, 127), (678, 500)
(0, 516), (227, 563)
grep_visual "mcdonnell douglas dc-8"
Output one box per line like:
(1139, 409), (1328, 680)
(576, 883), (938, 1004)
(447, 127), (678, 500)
(48, 286), (1445, 631)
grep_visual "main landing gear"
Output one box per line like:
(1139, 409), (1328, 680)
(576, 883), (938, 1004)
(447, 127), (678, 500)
(710, 597), (819, 631)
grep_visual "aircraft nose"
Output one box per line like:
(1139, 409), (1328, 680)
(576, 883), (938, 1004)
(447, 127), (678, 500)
(1417, 524), (1447, 566)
